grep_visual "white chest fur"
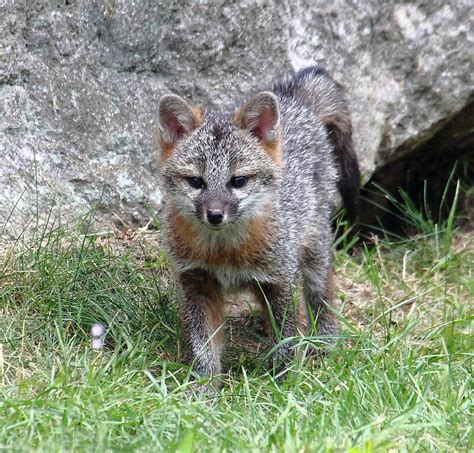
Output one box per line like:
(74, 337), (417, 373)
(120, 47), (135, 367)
(178, 261), (276, 291)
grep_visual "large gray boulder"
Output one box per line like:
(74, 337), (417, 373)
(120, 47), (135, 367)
(1, 1), (472, 235)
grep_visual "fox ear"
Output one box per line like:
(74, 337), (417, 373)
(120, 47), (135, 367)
(157, 94), (202, 157)
(234, 91), (280, 145)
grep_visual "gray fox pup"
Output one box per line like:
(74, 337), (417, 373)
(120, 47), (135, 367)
(156, 67), (360, 377)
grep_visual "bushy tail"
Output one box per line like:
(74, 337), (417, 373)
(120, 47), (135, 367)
(273, 67), (361, 221)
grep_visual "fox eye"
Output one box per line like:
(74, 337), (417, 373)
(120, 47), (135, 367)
(186, 177), (205, 189)
(230, 176), (248, 188)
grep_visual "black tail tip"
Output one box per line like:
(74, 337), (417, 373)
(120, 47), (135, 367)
(337, 149), (361, 223)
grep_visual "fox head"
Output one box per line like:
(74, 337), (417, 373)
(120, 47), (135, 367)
(156, 92), (282, 232)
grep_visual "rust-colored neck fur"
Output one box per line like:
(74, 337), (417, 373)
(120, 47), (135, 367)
(167, 207), (272, 268)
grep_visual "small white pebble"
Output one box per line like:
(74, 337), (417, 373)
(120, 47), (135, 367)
(91, 338), (103, 350)
(91, 323), (105, 338)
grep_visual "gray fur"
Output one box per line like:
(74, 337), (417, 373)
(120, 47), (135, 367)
(157, 67), (359, 377)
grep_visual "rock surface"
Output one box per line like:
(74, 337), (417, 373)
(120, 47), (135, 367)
(1, 0), (473, 235)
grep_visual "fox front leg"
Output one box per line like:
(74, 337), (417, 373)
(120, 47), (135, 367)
(255, 282), (298, 374)
(177, 270), (225, 377)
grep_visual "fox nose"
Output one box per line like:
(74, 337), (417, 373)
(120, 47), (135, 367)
(206, 209), (224, 225)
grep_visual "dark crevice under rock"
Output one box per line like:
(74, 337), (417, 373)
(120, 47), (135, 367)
(358, 101), (474, 239)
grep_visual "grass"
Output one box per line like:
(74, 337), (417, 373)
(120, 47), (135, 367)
(0, 190), (472, 451)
